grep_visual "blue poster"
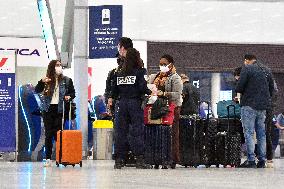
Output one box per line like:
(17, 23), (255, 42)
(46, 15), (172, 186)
(89, 5), (123, 59)
(0, 73), (16, 151)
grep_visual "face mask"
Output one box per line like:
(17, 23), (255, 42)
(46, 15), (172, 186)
(55, 66), (63, 75)
(159, 64), (171, 73)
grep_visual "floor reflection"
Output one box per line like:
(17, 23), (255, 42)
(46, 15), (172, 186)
(0, 159), (283, 189)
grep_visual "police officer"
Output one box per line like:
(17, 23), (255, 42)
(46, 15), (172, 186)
(111, 47), (151, 169)
(105, 38), (136, 165)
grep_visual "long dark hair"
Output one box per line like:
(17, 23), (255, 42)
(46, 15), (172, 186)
(44, 59), (63, 96)
(121, 48), (143, 75)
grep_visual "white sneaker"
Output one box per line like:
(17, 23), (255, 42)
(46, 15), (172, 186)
(43, 159), (51, 167)
(266, 160), (274, 168)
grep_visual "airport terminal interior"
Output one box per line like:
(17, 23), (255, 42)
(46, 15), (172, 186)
(1, 0), (284, 188)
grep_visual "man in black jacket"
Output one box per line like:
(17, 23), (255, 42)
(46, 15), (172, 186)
(236, 54), (274, 168)
(180, 74), (200, 115)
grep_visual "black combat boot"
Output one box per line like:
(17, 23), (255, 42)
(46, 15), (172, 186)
(114, 159), (124, 169)
(125, 151), (136, 167)
(135, 155), (152, 169)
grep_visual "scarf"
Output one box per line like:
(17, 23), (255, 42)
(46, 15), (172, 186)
(153, 65), (176, 91)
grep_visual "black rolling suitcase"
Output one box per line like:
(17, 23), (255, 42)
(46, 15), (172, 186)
(179, 116), (209, 167)
(179, 102), (218, 168)
(179, 115), (200, 167)
(203, 116), (218, 167)
(217, 116), (245, 144)
(144, 124), (172, 168)
(215, 105), (241, 167)
(199, 101), (218, 167)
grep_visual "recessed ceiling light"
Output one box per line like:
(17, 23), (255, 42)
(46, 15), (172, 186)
(232, 13), (241, 17)
(184, 1), (196, 5)
(192, 24), (200, 28)
(19, 6), (29, 10)
(163, 8), (173, 12)
(156, 25), (165, 28)
(202, 7), (213, 12)
(271, 14), (282, 18)
(251, 8), (261, 12)
(206, 20), (215, 23)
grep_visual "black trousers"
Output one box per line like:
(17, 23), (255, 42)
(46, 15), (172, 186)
(266, 108), (274, 160)
(112, 100), (131, 160)
(172, 106), (181, 164)
(43, 104), (62, 159)
(114, 98), (144, 160)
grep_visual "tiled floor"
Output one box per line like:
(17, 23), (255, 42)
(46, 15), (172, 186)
(0, 159), (284, 189)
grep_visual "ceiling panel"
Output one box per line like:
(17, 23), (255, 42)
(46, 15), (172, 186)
(0, 0), (42, 37)
(0, 0), (65, 38)
(1, 0), (284, 44)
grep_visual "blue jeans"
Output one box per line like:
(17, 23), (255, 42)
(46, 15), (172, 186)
(241, 106), (266, 161)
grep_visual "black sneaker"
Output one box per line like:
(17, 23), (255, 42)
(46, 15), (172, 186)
(257, 160), (266, 168)
(114, 159), (124, 169)
(154, 164), (159, 169)
(170, 163), (176, 169)
(135, 155), (152, 169)
(238, 160), (256, 168)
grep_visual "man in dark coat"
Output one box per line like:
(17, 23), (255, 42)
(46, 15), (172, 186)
(180, 74), (200, 115)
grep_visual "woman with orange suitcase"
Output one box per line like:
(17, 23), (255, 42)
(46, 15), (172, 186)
(35, 60), (75, 167)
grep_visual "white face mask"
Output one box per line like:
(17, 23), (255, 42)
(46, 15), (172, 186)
(159, 64), (171, 73)
(55, 66), (63, 75)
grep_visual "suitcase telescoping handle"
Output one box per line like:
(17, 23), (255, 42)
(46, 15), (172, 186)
(226, 104), (236, 134)
(205, 101), (210, 120)
(62, 100), (65, 131)
(61, 100), (72, 131)
(59, 99), (72, 164)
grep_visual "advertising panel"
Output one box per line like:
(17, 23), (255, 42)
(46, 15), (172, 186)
(0, 51), (16, 151)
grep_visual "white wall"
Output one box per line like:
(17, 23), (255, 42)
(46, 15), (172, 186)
(17, 67), (47, 87)
(89, 0), (284, 44)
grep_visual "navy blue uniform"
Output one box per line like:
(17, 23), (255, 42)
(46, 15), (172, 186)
(111, 68), (150, 160)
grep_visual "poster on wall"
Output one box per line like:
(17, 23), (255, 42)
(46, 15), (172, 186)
(0, 37), (49, 67)
(89, 5), (122, 59)
(0, 51), (16, 152)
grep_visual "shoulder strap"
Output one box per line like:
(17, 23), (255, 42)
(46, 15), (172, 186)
(64, 76), (71, 95)
(154, 72), (160, 80)
(256, 63), (269, 79)
(65, 76), (70, 87)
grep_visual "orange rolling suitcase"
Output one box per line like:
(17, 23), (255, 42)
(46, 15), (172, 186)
(56, 101), (82, 167)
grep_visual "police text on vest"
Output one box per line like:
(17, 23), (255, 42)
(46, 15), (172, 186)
(117, 76), (136, 85)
